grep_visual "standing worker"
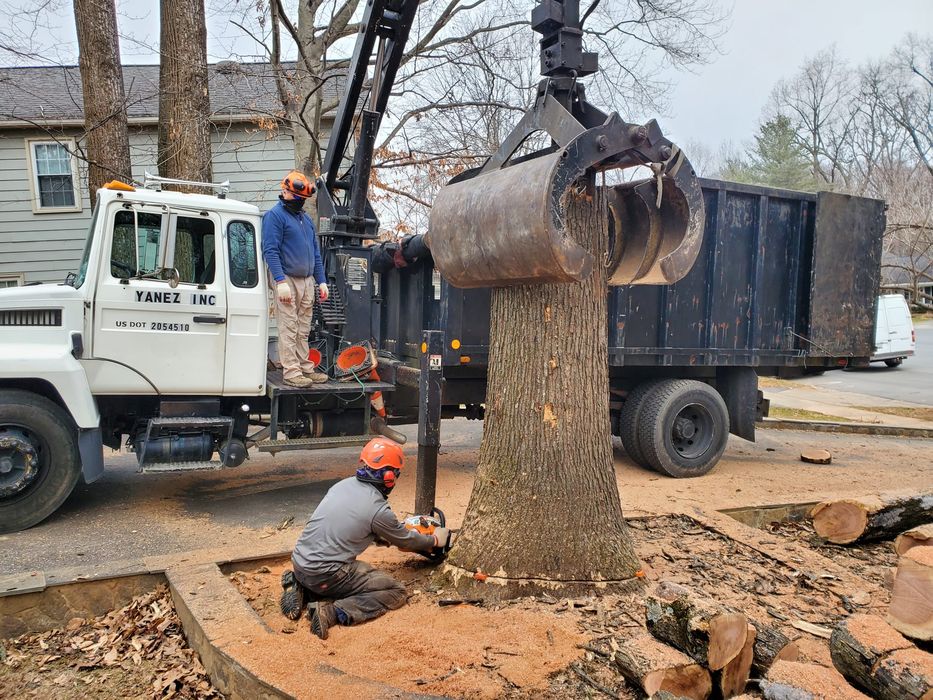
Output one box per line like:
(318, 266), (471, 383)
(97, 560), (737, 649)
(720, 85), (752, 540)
(262, 170), (330, 387)
(279, 437), (454, 639)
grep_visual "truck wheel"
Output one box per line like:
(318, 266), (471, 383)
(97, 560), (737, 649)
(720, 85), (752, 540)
(884, 358), (903, 368)
(618, 380), (663, 470)
(637, 380), (729, 478)
(0, 390), (81, 533)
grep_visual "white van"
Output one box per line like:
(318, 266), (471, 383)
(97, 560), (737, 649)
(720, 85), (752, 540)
(872, 294), (916, 367)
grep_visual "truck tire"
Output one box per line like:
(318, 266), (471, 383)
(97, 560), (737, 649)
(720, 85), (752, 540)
(637, 380), (729, 478)
(0, 390), (81, 533)
(884, 358), (903, 368)
(618, 380), (664, 470)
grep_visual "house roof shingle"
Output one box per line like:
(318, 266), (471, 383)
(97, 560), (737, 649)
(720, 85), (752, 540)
(0, 61), (342, 124)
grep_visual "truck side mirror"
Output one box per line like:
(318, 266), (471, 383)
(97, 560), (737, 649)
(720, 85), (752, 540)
(156, 210), (171, 271)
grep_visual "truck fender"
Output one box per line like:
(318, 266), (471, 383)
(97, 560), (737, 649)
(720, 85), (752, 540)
(0, 344), (101, 429)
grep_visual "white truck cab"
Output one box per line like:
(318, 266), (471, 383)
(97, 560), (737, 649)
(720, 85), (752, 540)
(871, 294), (915, 368)
(0, 178), (271, 532)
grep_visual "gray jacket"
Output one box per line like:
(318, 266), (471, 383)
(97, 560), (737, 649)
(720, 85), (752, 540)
(292, 477), (436, 574)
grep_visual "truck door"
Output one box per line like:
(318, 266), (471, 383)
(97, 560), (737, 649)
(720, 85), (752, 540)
(90, 204), (227, 394)
(222, 219), (268, 395)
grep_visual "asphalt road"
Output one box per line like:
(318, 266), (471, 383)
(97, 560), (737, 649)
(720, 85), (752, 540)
(803, 319), (933, 405)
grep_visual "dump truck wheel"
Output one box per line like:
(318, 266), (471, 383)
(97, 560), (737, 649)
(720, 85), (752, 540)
(0, 390), (81, 533)
(884, 358), (903, 368)
(618, 380), (664, 471)
(637, 380), (729, 478)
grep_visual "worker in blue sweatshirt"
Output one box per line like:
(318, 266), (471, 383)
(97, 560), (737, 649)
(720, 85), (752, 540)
(262, 170), (330, 387)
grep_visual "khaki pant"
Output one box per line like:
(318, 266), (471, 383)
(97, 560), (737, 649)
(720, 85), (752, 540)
(293, 560), (407, 625)
(273, 275), (317, 381)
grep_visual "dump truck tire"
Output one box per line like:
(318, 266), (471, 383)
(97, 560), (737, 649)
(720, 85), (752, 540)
(618, 380), (664, 471)
(0, 390), (81, 533)
(884, 358), (902, 368)
(637, 380), (729, 478)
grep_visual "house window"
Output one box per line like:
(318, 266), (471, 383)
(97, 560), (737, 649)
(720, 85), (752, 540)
(0, 275), (24, 288)
(27, 139), (81, 212)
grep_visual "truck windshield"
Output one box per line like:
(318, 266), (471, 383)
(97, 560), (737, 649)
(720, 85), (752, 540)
(71, 203), (100, 288)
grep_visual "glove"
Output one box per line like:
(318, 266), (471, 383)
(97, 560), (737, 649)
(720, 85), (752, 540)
(318, 283), (329, 302)
(276, 281), (293, 305)
(433, 527), (454, 550)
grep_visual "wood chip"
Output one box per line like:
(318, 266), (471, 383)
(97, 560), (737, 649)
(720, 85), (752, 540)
(790, 620), (833, 638)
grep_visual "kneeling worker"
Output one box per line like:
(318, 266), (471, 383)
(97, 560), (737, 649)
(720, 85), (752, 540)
(280, 437), (453, 639)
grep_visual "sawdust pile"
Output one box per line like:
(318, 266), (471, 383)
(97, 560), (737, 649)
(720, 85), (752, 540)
(229, 555), (588, 699)
(0, 585), (220, 699)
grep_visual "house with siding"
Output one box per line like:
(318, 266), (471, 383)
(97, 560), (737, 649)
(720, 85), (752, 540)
(0, 62), (334, 286)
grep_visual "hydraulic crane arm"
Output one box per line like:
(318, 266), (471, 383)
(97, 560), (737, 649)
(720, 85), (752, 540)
(316, 0), (418, 241)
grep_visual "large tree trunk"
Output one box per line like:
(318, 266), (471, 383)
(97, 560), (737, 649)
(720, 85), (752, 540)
(158, 0), (212, 186)
(442, 187), (641, 599)
(73, 0), (131, 200)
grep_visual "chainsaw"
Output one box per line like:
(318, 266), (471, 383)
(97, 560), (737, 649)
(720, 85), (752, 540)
(403, 507), (449, 560)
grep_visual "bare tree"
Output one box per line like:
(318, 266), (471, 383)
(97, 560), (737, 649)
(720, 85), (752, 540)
(159, 0), (213, 184)
(72, 0), (132, 199)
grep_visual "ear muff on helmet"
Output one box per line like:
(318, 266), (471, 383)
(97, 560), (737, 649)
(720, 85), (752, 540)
(382, 468), (400, 488)
(282, 170), (315, 199)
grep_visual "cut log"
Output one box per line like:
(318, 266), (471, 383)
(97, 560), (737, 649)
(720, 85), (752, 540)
(801, 448), (832, 464)
(614, 634), (712, 700)
(646, 581), (748, 670)
(748, 617), (800, 674)
(810, 493), (933, 544)
(896, 523), (933, 556)
(830, 613), (933, 699)
(888, 546), (933, 641)
(716, 623), (755, 698)
(762, 660), (870, 699)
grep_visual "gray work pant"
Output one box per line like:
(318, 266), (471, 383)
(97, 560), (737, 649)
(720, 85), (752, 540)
(293, 560), (407, 625)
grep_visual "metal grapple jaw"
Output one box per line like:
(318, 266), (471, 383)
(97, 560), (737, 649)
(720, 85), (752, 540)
(426, 94), (705, 288)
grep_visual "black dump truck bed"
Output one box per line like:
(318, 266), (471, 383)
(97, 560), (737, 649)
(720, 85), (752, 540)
(380, 178), (885, 375)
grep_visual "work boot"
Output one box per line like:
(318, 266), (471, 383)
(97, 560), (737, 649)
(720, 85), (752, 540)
(279, 570), (306, 621)
(309, 601), (338, 640)
(284, 374), (314, 388)
(302, 369), (329, 384)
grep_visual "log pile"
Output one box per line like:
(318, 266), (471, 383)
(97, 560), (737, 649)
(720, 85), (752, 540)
(829, 614), (933, 699)
(810, 493), (933, 544)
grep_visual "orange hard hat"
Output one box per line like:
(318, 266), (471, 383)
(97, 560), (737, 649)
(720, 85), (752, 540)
(281, 170), (315, 199)
(359, 437), (404, 472)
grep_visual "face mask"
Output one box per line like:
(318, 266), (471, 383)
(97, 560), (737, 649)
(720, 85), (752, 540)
(282, 195), (305, 213)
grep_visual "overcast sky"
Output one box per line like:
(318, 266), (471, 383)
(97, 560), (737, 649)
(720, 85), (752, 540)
(5, 0), (931, 158)
(656, 0), (933, 153)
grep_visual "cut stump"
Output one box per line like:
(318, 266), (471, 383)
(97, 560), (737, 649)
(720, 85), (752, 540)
(762, 660), (870, 699)
(801, 449), (832, 464)
(888, 546), (933, 641)
(896, 523), (933, 556)
(829, 614), (933, 699)
(811, 493), (933, 544)
(614, 633), (712, 700)
(646, 581), (748, 671)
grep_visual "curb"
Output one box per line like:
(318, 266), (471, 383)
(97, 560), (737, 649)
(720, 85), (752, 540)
(758, 418), (933, 439)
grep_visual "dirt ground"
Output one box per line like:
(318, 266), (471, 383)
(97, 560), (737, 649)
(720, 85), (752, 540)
(227, 512), (897, 698)
(0, 586), (220, 699)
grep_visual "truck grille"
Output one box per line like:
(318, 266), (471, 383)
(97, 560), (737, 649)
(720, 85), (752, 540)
(0, 309), (62, 327)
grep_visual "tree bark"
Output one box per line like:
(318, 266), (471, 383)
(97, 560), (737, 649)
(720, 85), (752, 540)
(748, 617), (800, 674)
(829, 614), (933, 700)
(614, 634), (712, 700)
(810, 493), (933, 544)
(158, 0), (212, 187)
(441, 188), (641, 599)
(888, 546), (933, 641)
(73, 0), (132, 200)
(762, 660), (870, 700)
(895, 523), (933, 556)
(646, 582), (749, 671)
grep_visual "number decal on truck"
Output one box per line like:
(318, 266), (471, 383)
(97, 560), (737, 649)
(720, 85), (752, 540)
(150, 322), (190, 332)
